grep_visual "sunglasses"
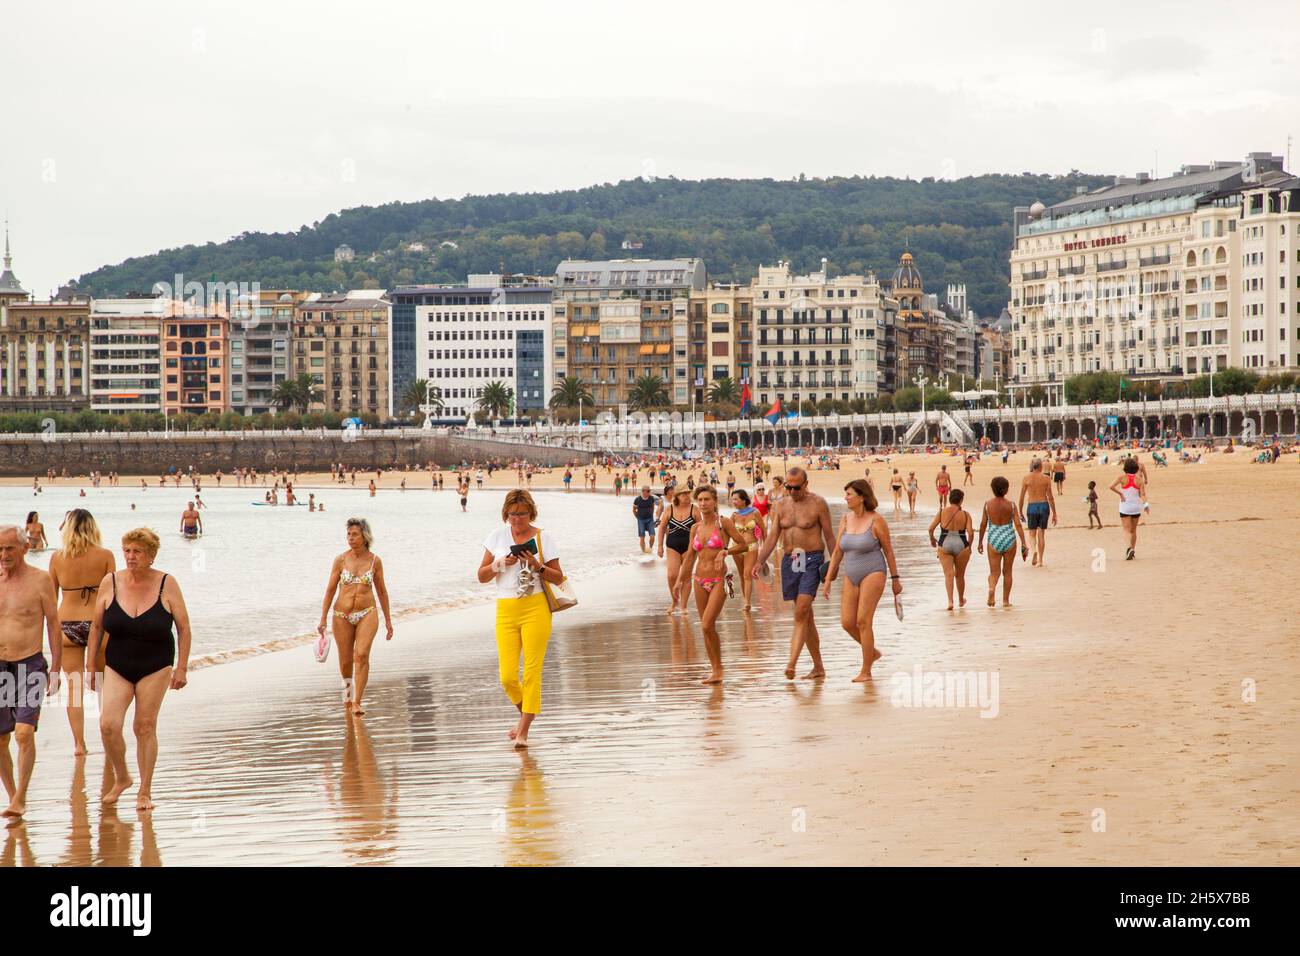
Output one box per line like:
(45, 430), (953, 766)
(786, 483), (805, 492)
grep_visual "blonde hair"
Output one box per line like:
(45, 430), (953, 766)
(501, 489), (538, 522)
(61, 509), (103, 559)
(121, 527), (161, 558)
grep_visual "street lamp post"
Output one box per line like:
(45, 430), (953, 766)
(913, 371), (929, 446)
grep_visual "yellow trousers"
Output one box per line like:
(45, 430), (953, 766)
(494, 592), (552, 715)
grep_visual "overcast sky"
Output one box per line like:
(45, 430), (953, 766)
(3, 0), (1297, 296)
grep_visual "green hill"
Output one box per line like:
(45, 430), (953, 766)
(73, 172), (1113, 317)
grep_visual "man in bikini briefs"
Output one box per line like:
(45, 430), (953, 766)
(1017, 459), (1057, 566)
(753, 467), (836, 680)
(0, 524), (62, 819)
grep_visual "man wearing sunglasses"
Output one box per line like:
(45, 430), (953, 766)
(752, 467), (835, 680)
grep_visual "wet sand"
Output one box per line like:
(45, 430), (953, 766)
(3, 451), (1298, 865)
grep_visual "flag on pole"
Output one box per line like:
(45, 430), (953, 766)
(784, 408), (800, 420)
(763, 399), (783, 425)
(740, 382), (753, 418)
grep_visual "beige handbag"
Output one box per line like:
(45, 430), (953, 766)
(534, 533), (577, 613)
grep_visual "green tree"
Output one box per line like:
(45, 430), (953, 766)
(707, 377), (739, 405)
(401, 379), (442, 416)
(549, 376), (594, 410)
(476, 380), (514, 420)
(628, 374), (669, 410)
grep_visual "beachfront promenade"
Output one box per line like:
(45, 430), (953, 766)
(0, 395), (1294, 470)
(485, 392), (1300, 452)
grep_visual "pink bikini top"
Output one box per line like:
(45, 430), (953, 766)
(693, 526), (724, 551)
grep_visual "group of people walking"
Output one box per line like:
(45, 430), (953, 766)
(0, 448), (1154, 819)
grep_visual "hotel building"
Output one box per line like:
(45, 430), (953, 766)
(390, 275), (552, 422)
(1009, 151), (1290, 399)
(751, 260), (886, 408)
(293, 290), (390, 418)
(551, 258), (705, 408)
(1182, 173), (1300, 374)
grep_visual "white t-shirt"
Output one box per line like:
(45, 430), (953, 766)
(483, 526), (559, 599)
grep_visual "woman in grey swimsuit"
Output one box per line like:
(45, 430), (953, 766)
(928, 488), (973, 610)
(823, 479), (902, 682)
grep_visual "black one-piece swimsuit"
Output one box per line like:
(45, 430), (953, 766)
(103, 573), (176, 684)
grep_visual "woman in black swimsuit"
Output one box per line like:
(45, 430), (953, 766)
(87, 528), (193, 811)
(655, 489), (699, 615)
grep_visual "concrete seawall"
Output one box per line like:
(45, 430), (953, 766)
(0, 434), (593, 476)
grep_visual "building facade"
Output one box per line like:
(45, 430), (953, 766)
(751, 260), (885, 409)
(1009, 151), (1289, 399)
(293, 291), (390, 418)
(162, 306), (229, 416)
(885, 252), (949, 388)
(1181, 174), (1300, 375)
(551, 258), (705, 408)
(230, 290), (303, 415)
(687, 283), (752, 407)
(89, 297), (165, 414)
(392, 275), (552, 422)
(0, 295), (92, 413)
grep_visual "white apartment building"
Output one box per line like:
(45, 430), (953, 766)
(752, 260), (885, 407)
(409, 276), (553, 421)
(1205, 175), (1300, 373)
(89, 297), (166, 413)
(1009, 151), (1289, 399)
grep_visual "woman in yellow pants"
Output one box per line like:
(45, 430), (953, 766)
(477, 490), (564, 748)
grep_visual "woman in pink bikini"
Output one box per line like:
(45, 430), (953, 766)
(317, 518), (393, 716)
(675, 485), (746, 685)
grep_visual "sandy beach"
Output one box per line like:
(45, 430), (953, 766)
(2, 449), (1297, 865)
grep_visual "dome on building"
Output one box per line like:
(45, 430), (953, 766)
(892, 251), (923, 291)
(1028, 200), (1046, 218)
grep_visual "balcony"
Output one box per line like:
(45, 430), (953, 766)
(1059, 265), (1085, 276)
(1097, 260), (1129, 273)
(1139, 254), (1172, 268)
(1022, 269), (1048, 281)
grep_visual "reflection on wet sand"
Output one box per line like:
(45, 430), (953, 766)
(324, 716), (399, 865)
(499, 753), (562, 867)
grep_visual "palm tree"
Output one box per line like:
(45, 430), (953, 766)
(292, 373), (322, 412)
(271, 378), (301, 413)
(401, 379), (442, 417)
(549, 376), (593, 410)
(476, 380), (514, 420)
(707, 377), (739, 405)
(628, 374), (669, 410)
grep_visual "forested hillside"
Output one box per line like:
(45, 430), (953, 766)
(74, 171), (1113, 317)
